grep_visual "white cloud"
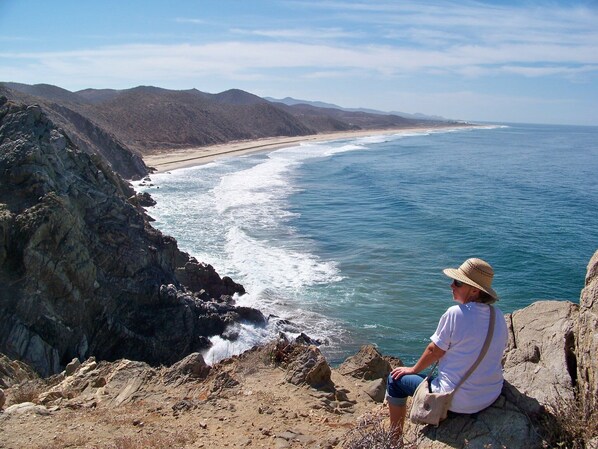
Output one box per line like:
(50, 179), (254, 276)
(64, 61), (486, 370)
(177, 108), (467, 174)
(2, 37), (596, 84)
(293, 1), (598, 48)
(230, 27), (362, 41)
(174, 18), (207, 25)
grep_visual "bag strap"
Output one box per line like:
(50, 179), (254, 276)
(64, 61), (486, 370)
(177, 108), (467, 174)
(424, 305), (495, 393)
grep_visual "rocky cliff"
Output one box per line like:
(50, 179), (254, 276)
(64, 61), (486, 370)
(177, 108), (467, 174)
(0, 97), (264, 377)
(0, 85), (148, 180)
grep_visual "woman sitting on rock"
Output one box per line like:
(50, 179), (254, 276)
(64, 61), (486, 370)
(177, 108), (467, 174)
(386, 258), (508, 439)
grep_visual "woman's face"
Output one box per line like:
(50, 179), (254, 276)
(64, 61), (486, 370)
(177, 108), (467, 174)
(450, 279), (479, 304)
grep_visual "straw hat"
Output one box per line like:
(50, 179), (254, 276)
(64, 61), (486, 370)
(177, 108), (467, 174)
(443, 258), (499, 301)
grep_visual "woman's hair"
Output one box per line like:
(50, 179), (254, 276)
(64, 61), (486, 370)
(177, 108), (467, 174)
(477, 290), (496, 304)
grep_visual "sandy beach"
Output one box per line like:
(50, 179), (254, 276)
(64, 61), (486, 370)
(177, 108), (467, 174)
(142, 125), (470, 173)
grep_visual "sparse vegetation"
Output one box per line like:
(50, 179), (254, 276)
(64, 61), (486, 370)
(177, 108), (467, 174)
(8, 379), (44, 405)
(105, 432), (190, 449)
(343, 412), (417, 449)
(542, 387), (598, 449)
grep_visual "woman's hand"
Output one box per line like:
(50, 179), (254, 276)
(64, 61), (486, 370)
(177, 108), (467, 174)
(390, 366), (416, 380)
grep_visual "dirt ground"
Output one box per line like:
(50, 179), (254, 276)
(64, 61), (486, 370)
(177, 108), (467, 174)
(0, 345), (390, 449)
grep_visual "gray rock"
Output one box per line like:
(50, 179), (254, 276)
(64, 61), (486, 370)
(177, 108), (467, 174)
(164, 352), (211, 383)
(577, 249), (598, 403)
(285, 345), (332, 389)
(503, 300), (579, 415)
(363, 378), (386, 403)
(2, 402), (52, 416)
(0, 388), (5, 409)
(409, 388), (542, 449)
(338, 345), (392, 380)
(65, 358), (81, 377)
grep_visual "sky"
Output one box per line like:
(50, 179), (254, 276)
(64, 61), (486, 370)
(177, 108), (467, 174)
(1, 0), (597, 125)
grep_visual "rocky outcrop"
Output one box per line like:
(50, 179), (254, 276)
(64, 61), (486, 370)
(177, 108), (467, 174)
(338, 345), (392, 381)
(0, 353), (38, 388)
(284, 345), (332, 389)
(503, 300), (579, 414)
(577, 249), (598, 403)
(0, 98), (263, 376)
(164, 352), (211, 385)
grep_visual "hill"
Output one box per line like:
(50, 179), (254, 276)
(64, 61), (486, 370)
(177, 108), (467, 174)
(1, 82), (460, 179)
(266, 96), (448, 121)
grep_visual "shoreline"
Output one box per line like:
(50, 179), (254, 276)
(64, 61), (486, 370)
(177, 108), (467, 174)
(142, 124), (474, 173)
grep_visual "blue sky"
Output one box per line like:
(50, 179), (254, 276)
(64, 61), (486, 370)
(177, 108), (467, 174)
(1, 1), (597, 125)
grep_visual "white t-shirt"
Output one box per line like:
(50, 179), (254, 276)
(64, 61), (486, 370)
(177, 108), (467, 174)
(430, 302), (508, 414)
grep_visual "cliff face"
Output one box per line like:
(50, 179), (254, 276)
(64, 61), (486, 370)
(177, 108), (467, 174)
(0, 98), (260, 376)
(577, 249), (598, 402)
(0, 86), (148, 180)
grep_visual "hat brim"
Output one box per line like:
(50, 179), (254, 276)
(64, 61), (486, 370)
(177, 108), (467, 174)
(443, 268), (499, 301)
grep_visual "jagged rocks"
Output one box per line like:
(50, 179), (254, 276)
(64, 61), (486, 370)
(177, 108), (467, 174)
(0, 353), (38, 388)
(284, 345), (332, 389)
(175, 259), (245, 298)
(128, 191), (156, 207)
(338, 345), (392, 380)
(164, 352), (211, 384)
(577, 249), (598, 403)
(0, 98), (261, 377)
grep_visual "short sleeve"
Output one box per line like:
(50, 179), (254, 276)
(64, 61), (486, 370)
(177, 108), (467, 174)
(430, 310), (453, 352)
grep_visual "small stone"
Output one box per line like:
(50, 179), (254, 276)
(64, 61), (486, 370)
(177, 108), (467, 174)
(65, 358), (81, 377)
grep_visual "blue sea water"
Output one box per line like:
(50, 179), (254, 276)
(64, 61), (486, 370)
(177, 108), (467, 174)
(134, 123), (598, 366)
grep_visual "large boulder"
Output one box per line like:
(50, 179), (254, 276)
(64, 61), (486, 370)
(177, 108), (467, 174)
(407, 384), (543, 449)
(285, 345), (332, 389)
(338, 345), (392, 380)
(503, 300), (579, 415)
(577, 249), (598, 403)
(164, 352), (211, 384)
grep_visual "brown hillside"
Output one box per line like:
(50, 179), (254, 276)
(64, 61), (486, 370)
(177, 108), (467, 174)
(1, 82), (456, 175)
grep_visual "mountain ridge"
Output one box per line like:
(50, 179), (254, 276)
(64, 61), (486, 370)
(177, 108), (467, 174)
(1, 82), (464, 179)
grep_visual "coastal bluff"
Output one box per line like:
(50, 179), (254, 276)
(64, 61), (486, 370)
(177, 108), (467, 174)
(0, 96), (596, 447)
(0, 97), (262, 377)
(0, 258), (597, 448)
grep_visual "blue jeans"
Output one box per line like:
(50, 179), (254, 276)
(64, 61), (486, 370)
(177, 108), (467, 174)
(385, 373), (427, 407)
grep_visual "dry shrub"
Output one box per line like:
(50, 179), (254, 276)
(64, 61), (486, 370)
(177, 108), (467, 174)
(542, 387), (598, 449)
(8, 379), (45, 404)
(105, 432), (190, 449)
(343, 412), (418, 449)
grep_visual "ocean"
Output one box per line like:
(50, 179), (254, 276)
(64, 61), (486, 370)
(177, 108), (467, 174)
(134, 123), (598, 366)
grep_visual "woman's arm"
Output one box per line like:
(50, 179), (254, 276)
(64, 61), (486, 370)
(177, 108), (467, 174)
(390, 342), (446, 380)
